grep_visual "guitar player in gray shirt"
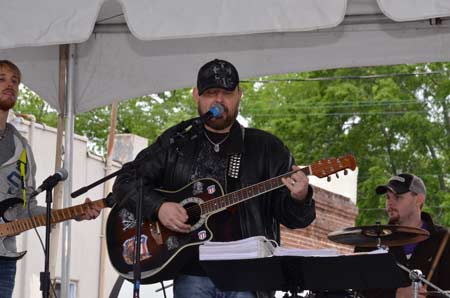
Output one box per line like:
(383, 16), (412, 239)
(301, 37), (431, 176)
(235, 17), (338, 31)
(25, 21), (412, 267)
(0, 60), (101, 298)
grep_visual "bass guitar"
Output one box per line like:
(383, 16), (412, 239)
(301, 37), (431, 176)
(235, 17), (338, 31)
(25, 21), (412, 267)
(0, 194), (114, 259)
(106, 154), (356, 283)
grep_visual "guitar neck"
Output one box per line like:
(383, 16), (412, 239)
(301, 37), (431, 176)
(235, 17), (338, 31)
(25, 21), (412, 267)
(0, 199), (107, 237)
(200, 166), (311, 216)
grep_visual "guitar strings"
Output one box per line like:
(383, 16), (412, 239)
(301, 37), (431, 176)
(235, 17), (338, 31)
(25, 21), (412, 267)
(182, 156), (352, 217)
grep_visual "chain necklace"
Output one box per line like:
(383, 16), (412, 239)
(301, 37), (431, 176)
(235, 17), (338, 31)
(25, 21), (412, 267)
(204, 131), (230, 153)
(0, 125), (8, 141)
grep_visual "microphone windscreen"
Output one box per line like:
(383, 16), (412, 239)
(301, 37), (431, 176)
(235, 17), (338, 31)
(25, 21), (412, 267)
(57, 168), (69, 180)
(210, 103), (224, 117)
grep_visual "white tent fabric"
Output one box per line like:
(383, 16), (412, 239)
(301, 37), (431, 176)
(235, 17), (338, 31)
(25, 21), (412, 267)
(1, 0), (104, 49)
(1, 0), (346, 49)
(1, 0), (450, 113)
(377, 0), (450, 21)
(120, 0), (346, 39)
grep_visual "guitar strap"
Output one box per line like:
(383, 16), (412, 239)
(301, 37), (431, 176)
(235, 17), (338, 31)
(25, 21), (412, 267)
(18, 148), (27, 207)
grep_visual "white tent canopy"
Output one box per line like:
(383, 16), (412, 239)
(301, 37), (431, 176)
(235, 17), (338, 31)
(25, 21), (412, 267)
(2, 0), (450, 113)
(2, 1), (450, 297)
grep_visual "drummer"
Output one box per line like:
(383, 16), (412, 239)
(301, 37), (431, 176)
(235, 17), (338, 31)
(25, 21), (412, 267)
(359, 173), (450, 298)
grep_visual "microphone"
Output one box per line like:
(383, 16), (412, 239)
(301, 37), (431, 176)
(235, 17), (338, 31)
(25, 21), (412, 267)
(35, 168), (68, 194)
(192, 103), (225, 126)
(169, 103), (225, 144)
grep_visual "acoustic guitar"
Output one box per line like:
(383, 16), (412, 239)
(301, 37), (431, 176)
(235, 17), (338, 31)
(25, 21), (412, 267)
(106, 154), (356, 284)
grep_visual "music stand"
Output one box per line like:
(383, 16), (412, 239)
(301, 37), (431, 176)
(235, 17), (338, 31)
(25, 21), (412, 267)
(201, 253), (409, 293)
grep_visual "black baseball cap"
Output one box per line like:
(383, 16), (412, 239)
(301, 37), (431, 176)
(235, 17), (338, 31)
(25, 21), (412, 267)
(197, 59), (239, 95)
(376, 173), (426, 195)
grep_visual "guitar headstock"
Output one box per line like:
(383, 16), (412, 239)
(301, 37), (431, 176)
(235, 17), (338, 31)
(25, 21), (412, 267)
(310, 154), (356, 179)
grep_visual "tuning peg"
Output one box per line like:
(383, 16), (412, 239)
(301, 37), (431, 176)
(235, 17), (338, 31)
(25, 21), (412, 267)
(327, 176), (331, 182)
(335, 173), (339, 179)
(344, 169), (348, 175)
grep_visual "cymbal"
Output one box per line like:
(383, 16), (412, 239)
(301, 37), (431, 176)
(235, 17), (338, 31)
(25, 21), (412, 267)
(328, 224), (430, 247)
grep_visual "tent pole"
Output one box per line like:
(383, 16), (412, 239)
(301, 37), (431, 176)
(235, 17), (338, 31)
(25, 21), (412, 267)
(48, 44), (69, 298)
(61, 43), (75, 298)
(98, 102), (118, 298)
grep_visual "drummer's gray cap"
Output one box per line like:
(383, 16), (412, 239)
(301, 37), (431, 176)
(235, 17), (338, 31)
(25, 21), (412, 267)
(376, 173), (426, 195)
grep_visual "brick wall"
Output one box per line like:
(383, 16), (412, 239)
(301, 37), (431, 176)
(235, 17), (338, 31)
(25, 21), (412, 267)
(280, 186), (358, 253)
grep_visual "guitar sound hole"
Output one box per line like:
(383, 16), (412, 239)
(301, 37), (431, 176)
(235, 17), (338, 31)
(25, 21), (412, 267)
(179, 196), (206, 231)
(184, 203), (201, 226)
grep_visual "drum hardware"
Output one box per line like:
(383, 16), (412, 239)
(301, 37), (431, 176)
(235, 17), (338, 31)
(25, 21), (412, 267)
(328, 224), (449, 298)
(424, 290), (450, 297)
(396, 263), (450, 298)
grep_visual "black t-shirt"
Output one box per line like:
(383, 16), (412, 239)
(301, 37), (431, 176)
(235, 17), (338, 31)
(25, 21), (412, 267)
(190, 130), (242, 242)
(182, 130), (243, 275)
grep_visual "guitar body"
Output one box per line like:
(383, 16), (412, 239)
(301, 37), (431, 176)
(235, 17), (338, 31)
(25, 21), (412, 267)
(0, 198), (28, 259)
(106, 178), (223, 284)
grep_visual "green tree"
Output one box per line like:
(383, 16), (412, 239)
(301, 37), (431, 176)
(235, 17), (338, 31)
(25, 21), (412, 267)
(241, 64), (450, 226)
(15, 86), (58, 127)
(15, 87), (197, 154)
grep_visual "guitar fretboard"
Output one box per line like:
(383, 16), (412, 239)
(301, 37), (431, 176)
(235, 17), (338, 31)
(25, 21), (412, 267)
(0, 199), (107, 237)
(200, 167), (311, 215)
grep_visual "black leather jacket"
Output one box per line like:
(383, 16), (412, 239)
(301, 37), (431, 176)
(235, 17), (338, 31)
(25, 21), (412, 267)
(113, 121), (315, 241)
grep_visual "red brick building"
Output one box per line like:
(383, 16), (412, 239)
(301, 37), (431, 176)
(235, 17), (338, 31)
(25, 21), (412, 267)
(281, 186), (358, 253)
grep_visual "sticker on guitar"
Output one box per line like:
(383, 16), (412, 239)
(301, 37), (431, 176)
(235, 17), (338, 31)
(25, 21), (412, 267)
(122, 234), (151, 265)
(198, 230), (207, 240)
(207, 185), (216, 194)
(118, 208), (137, 231)
(192, 181), (204, 195)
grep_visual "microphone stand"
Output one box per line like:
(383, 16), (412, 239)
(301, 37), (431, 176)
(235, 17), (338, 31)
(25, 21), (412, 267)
(38, 188), (54, 298)
(132, 174), (143, 298)
(71, 119), (203, 298)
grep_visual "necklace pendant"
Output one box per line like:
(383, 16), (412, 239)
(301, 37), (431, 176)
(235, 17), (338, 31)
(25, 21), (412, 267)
(214, 144), (220, 152)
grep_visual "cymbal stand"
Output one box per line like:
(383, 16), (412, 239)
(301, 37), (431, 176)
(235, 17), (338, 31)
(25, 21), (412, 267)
(396, 262), (450, 298)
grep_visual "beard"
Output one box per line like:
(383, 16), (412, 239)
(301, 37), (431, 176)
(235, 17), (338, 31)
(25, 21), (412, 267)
(0, 97), (16, 111)
(199, 106), (238, 131)
(387, 209), (400, 224)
